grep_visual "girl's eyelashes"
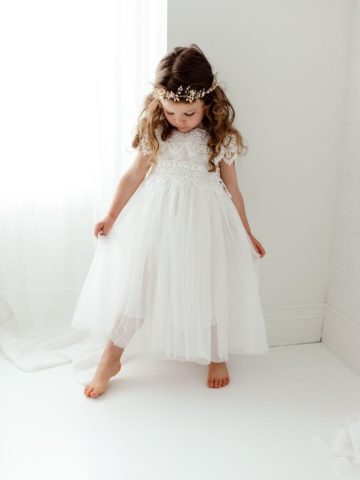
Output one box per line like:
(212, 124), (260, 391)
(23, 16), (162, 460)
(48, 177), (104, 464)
(165, 111), (195, 117)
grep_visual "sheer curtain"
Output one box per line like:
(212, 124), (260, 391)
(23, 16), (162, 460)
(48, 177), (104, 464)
(0, 0), (166, 375)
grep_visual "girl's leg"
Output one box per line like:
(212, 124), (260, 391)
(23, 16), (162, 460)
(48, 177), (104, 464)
(99, 338), (125, 363)
(84, 316), (144, 398)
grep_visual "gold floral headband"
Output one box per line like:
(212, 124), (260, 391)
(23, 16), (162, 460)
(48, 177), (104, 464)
(153, 74), (218, 103)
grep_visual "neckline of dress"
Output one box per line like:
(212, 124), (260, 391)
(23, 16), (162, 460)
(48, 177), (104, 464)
(172, 127), (208, 135)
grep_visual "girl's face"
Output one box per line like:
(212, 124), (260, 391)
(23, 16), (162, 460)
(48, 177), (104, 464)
(160, 99), (206, 132)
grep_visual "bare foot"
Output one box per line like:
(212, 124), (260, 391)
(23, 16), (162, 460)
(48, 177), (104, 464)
(84, 356), (121, 398)
(207, 361), (230, 388)
(84, 341), (124, 398)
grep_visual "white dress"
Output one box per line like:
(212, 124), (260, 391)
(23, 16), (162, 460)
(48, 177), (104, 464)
(71, 125), (269, 365)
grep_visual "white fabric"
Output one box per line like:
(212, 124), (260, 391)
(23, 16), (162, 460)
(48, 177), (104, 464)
(312, 412), (360, 479)
(71, 126), (269, 373)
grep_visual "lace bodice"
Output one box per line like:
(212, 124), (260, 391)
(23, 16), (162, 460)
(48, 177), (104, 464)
(139, 126), (240, 167)
(139, 126), (241, 198)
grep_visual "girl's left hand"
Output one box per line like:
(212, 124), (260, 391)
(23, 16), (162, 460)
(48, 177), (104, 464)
(248, 233), (266, 258)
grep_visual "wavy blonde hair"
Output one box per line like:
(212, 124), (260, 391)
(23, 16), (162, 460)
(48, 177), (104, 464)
(132, 44), (248, 172)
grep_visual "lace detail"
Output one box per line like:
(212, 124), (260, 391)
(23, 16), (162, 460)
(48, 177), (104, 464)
(144, 159), (232, 197)
(139, 127), (240, 168)
(139, 127), (209, 158)
(213, 133), (240, 166)
(169, 128), (209, 150)
(139, 132), (152, 156)
(138, 127), (238, 198)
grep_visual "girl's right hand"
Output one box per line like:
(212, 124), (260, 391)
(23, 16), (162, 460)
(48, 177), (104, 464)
(94, 215), (116, 237)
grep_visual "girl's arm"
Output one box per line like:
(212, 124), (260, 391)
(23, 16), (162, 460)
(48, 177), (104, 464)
(220, 161), (266, 258)
(219, 162), (253, 235)
(107, 151), (151, 220)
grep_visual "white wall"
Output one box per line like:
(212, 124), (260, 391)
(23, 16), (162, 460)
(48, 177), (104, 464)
(322, 1), (360, 374)
(168, 0), (355, 347)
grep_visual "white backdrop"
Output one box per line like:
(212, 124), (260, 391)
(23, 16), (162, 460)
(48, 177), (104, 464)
(0, 0), (166, 373)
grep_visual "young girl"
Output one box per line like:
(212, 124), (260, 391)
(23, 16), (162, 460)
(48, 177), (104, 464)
(71, 43), (269, 398)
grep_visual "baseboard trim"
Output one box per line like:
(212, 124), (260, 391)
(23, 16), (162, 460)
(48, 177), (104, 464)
(264, 303), (325, 346)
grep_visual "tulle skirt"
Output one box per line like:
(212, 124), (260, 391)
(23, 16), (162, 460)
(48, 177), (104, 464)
(71, 175), (269, 365)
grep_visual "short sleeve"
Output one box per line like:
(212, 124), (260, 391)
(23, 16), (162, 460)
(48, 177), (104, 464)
(214, 133), (240, 166)
(138, 132), (152, 156)
(138, 127), (163, 156)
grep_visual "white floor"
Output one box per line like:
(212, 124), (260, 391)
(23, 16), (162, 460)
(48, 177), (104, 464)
(1, 342), (359, 480)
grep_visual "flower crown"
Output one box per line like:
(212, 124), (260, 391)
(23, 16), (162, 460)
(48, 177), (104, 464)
(153, 74), (218, 103)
